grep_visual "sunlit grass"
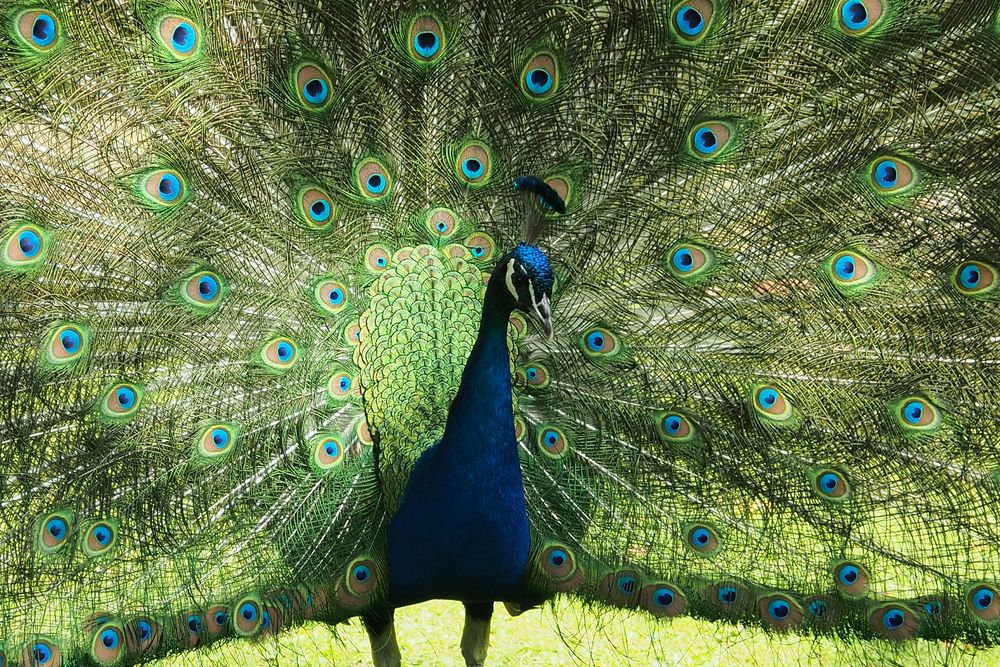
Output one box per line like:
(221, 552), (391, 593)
(157, 598), (996, 666)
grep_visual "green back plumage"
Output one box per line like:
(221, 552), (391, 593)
(1, 0), (999, 664)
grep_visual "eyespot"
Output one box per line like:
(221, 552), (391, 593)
(356, 420), (374, 447)
(538, 542), (582, 591)
(200, 606), (227, 638)
(641, 582), (686, 618)
(23, 639), (61, 667)
(357, 159), (392, 200)
(347, 559), (376, 595)
(409, 15), (444, 62)
(537, 425), (567, 459)
(177, 613), (203, 647)
(3, 224), (48, 268)
(824, 250), (877, 295)
(100, 383), (142, 419)
(509, 313), (528, 339)
(759, 594), (803, 631)
(518, 363), (550, 389)
(311, 435), (345, 473)
(195, 424), (236, 461)
(45, 324), (89, 367)
(868, 157), (916, 194)
(954, 261), (996, 296)
(344, 321), (362, 346)
(666, 243), (714, 281)
(230, 597), (263, 637)
(656, 411), (695, 443)
(140, 169), (187, 208)
(684, 523), (720, 555)
(125, 617), (161, 653)
(688, 122), (732, 158)
(328, 370), (355, 400)
(180, 270), (225, 312)
(16, 10), (60, 51)
(157, 16), (201, 59)
(671, 1), (715, 42)
(837, 0), (884, 35)
(707, 582), (754, 616)
(36, 511), (72, 554)
(598, 570), (641, 608)
(811, 467), (851, 501)
(870, 604), (918, 640)
(259, 337), (298, 371)
(751, 385), (793, 422)
(454, 142), (492, 187)
(293, 63), (332, 110)
(297, 187), (336, 229)
(82, 521), (117, 558)
(968, 584), (1000, 622)
(513, 415), (526, 441)
(894, 396), (941, 434)
(91, 622), (124, 665)
(580, 326), (621, 359)
(463, 233), (495, 261)
(426, 208), (459, 239)
(313, 279), (349, 315)
(833, 561), (869, 597)
(804, 595), (843, 630)
(520, 53), (558, 99)
(363, 244), (392, 273)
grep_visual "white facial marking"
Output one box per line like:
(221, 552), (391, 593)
(505, 259), (518, 301)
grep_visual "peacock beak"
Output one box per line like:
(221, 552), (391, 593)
(529, 294), (554, 340)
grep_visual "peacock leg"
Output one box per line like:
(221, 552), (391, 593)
(363, 606), (402, 667)
(461, 601), (493, 667)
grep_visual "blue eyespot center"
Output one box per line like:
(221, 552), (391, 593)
(693, 128), (717, 154)
(32, 644), (51, 664)
(924, 601), (941, 615)
(525, 68), (553, 95)
(353, 564), (371, 582)
(677, 6), (704, 35)
(768, 600), (790, 620)
(874, 160), (898, 188)
(339, 376), (350, 391)
(974, 588), (995, 610)
(462, 158), (484, 179)
(414, 31), (439, 58)
(60, 329), (81, 352)
(471, 246), (484, 257)
(548, 549), (567, 567)
(211, 428), (229, 448)
(100, 628), (119, 649)
(526, 367), (538, 380)
(94, 525), (112, 545)
(324, 442), (338, 457)
(366, 174), (386, 194)
(276, 342), (293, 361)
(32, 14), (56, 46)
(188, 615), (201, 633)
(839, 565), (859, 585)
(719, 586), (737, 604)
(882, 608), (904, 629)
(376, 256), (388, 266)
(672, 247), (695, 271)
(758, 388), (778, 408)
(116, 387), (135, 408)
(158, 173), (180, 201)
(197, 275), (218, 300)
(617, 576), (637, 595)
(46, 517), (66, 538)
(586, 332), (605, 351)
(655, 588), (674, 607)
(304, 78), (329, 105)
(842, 0), (869, 29)
(664, 415), (682, 434)
(903, 401), (923, 424)
(808, 600), (827, 617)
(834, 255), (856, 279)
(240, 602), (258, 622)
(330, 288), (344, 304)
(692, 528), (710, 545)
(18, 230), (41, 257)
(542, 430), (559, 447)
(138, 620), (152, 640)
(820, 472), (840, 492)
(960, 265), (981, 289)
(310, 200), (330, 222)
(171, 22), (196, 53)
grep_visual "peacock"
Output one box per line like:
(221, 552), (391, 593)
(1, 0), (999, 665)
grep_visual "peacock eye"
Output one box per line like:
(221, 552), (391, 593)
(45, 323), (89, 367)
(824, 249), (877, 295)
(344, 558), (378, 598)
(312, 435), (345, 472)
(195, 423), (236, 461)
(811, 467), (851, 501)
(82, 521), (118, 557)
(101, 383), (143, 419)
(3, 224), (48, 267)
(294, 64), (333, 110)
(455, 142), (492, 186)
(868, 156), (916, 194)
(641, 582), (686, 618)
(688, 122), (732, 158)
(671, 0), (715, 42)
(837, 0), (884, 34)
(426, 207), (458, 239)
(464, 233), (495, 261)
(833, 561), (869, 596)
(751, 384), (793, 422)
(969, 585), (1000, 621)
(313, 279), (349, 315)
(357, 160), (392, 200)
(871, 604), (917, 639)
(537, 426), (568, 458)
(580, 326), (621, 359)
(364, 244), (391, 272)
(666, 242), (714, 281)
(140, 169), (188, 208)
(233, 598), (263, 636)
(656, 411), (695, 442)
(157, 16), (201, 59)
(37, 511), (73, 553)
(328, 371), (355, 399)
(260, 337), (298, 372)
(894, 396), (941, 434)
(27, 640), (60, 666)
(16, 10), (60, 51)
(93, 624), (124, 664)
(718, 586), (738, 604)
(518, 363), (550, 388)
(954, 261), (996, 296)
(297, 187), (336, 229)
(520, 53), (558, 99)
(684, 523), (720, 555)
(409, 15), (445, 62)
(180, 270), (225, 312)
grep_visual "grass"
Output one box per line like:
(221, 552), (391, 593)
(157, 598), (998, 666)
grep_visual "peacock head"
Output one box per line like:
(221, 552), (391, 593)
(499, 242), (554, 339)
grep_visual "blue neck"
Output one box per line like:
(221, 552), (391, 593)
(386, 275), (531, 606)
